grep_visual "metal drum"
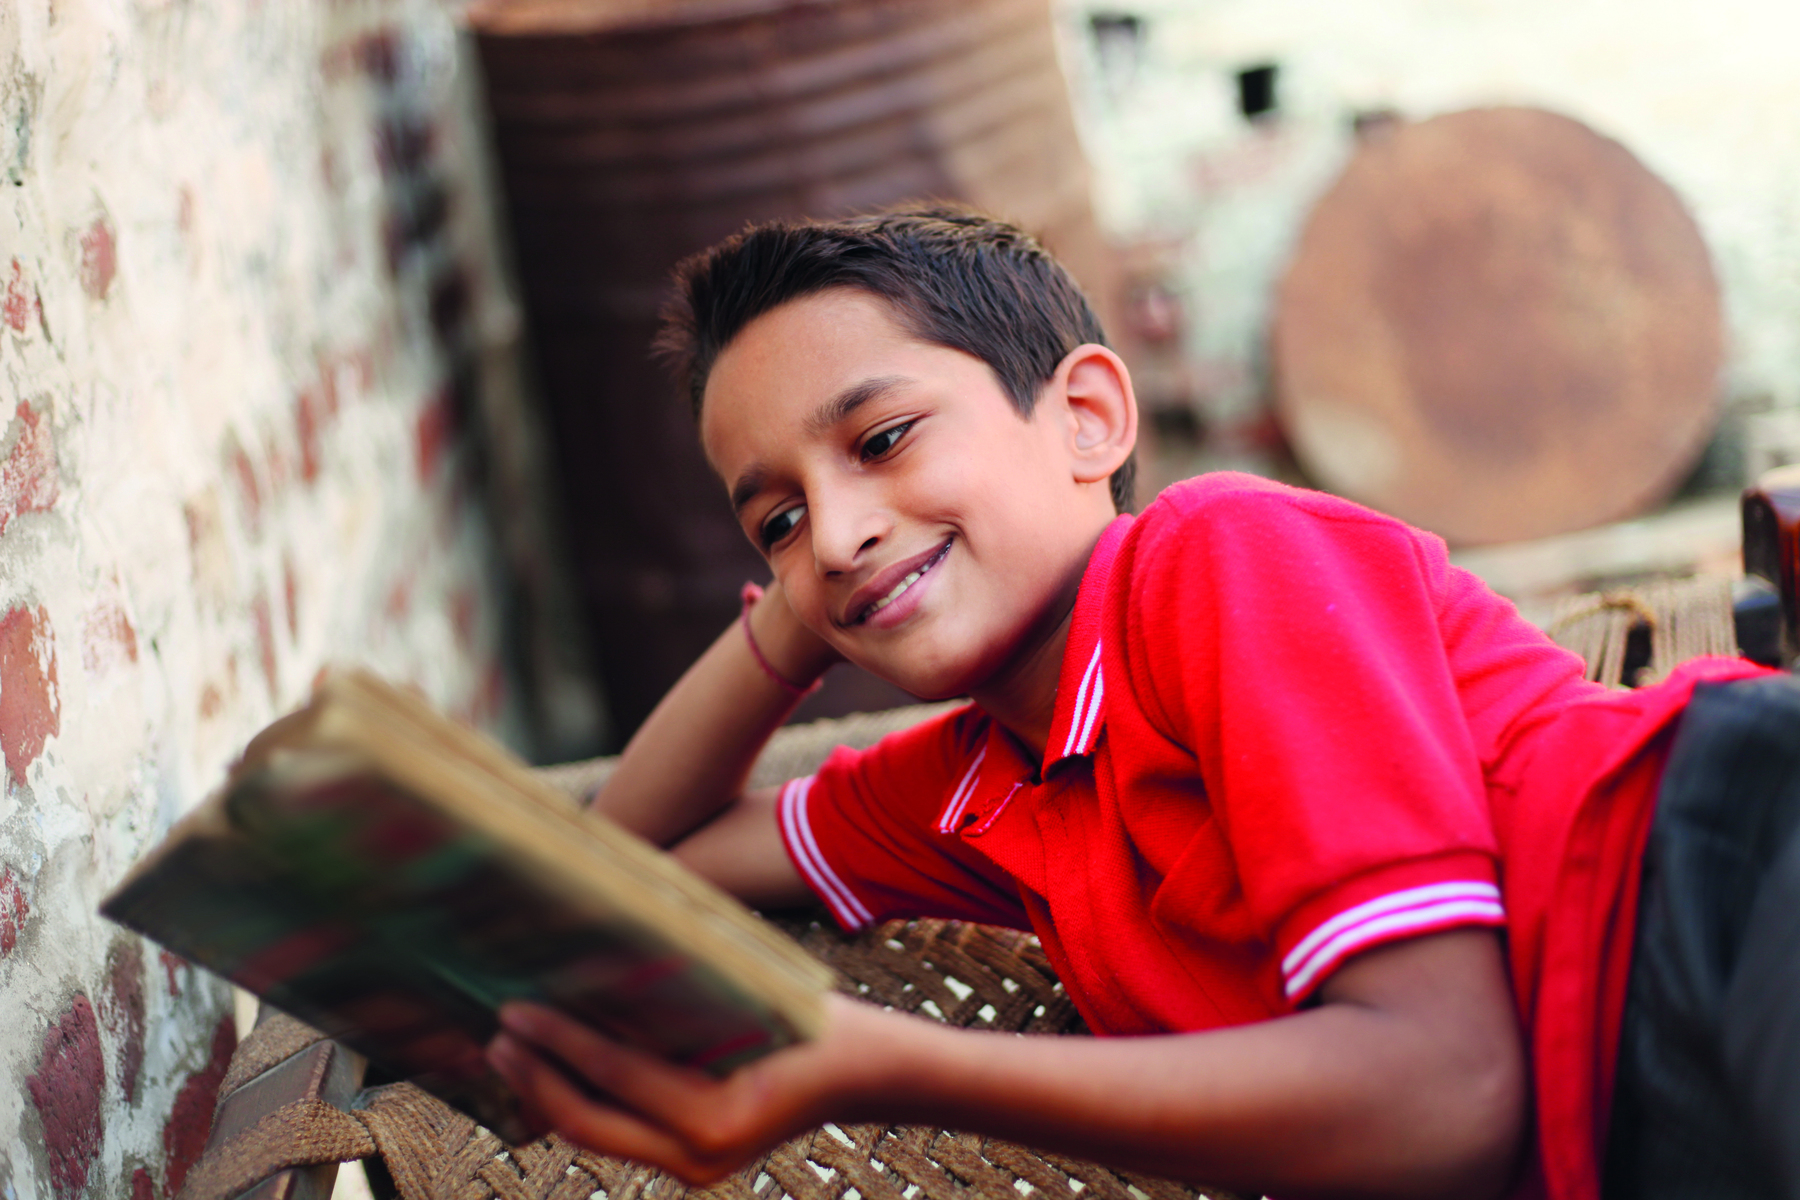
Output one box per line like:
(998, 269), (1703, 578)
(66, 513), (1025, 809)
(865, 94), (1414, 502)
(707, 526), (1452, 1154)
(470, 0), (1110, 735)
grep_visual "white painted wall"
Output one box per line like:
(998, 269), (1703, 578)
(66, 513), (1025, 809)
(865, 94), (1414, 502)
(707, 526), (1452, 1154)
(1058, 0), (1800, 474)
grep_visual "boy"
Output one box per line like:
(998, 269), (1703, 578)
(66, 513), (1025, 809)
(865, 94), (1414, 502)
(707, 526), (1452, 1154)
(485, 209), (1796, 1199)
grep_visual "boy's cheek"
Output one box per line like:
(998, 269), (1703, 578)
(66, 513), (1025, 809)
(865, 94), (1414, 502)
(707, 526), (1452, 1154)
(773, 579), (862, 668)
(776, 578), (834, 639)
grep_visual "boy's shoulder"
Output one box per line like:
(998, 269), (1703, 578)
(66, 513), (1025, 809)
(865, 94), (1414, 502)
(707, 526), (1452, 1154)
(1140, 471), (1426, 533)
(1119, 472), (1445, 591)
(1097, 473), (1473, 720)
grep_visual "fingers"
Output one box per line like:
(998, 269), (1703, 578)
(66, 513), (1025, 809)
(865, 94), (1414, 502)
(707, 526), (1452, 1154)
(489, 1032), (737, 1183)
(495, 1003), (714, 1127)
(486, 999), (878, 1184)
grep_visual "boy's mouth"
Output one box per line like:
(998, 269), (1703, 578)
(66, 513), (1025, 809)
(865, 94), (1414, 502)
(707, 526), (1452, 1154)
(851, 539), (952, 626)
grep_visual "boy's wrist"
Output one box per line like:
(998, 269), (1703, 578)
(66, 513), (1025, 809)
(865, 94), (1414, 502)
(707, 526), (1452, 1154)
(746, 580), (840, 687)
(807, 995), (943, 1122)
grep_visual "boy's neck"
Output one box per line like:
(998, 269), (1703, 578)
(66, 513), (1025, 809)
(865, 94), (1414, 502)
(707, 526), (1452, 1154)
(966, 536), (1098, 762)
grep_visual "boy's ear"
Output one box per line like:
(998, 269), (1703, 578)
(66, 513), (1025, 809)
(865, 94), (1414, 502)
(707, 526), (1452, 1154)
(1052, 343), (1138, 488)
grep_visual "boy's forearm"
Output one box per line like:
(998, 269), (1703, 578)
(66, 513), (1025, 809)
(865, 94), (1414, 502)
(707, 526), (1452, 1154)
(845, 1007), (1512, 1198)
(492, 932), (1524, 1200)
(824, 931), (1525, 1200)
(590, 581), (837, 846)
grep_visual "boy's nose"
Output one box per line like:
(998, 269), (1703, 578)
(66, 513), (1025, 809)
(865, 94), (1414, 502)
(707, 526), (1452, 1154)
(810, 494), (890, 576)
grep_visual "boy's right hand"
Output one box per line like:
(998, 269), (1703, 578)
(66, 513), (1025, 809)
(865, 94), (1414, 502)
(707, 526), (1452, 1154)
(586, 575), (836, 902)
(489, 992), (891, 1185)
(745, 577), (843, 691)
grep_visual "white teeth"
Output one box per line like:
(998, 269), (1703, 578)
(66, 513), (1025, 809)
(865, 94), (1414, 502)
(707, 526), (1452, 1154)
(871, 571), (920, 613)
(861, 544), (948, 622)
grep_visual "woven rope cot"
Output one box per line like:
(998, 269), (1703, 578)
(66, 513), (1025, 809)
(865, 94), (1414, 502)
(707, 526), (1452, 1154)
(1543, 575), (1738, 688)
(186, 917), (1234, 1200)
(179, 580), (1743, 1200)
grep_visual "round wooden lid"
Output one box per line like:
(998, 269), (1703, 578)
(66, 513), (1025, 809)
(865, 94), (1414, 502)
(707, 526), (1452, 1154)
(1271, 107), (1722, 545)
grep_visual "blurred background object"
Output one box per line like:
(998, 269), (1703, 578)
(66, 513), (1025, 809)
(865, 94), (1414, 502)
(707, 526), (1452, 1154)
(466, 0), (1116, 739)
(1271, 106), (1721, 546)
(1741, 466), (1800, 666)
(1053, 0), (1800, 611)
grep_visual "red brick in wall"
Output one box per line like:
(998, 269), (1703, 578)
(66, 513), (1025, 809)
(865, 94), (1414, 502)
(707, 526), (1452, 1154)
(103, 942), (149, 1104)
(0, 866), (27, 956)
(161, 1014), (237, 1197)
(27, 995), (107, 1200)
(0, 605), (59, 784)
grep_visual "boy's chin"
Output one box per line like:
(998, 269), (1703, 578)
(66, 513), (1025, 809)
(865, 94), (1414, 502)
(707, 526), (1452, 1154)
(843, 653), (972, 704)
(897, 681), (972, 705)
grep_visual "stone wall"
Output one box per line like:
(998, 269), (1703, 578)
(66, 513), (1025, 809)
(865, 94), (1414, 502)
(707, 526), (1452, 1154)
(0, 3), (548, 1196)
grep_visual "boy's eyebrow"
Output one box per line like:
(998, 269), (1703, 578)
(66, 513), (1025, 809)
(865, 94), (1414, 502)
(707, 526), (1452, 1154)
(732, 376), (912, 514)
(731, 466), (768, 515)
(804, 375), (909, 437)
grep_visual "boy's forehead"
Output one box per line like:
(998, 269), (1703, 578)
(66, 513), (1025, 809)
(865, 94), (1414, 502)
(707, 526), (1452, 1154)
(700, 290), (927, 452)
(709, 290), (908, 393)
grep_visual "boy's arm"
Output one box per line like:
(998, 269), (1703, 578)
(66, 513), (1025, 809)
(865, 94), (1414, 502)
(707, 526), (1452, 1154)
(588, 579), (836, 904)
(491, 927), (1526, 1200)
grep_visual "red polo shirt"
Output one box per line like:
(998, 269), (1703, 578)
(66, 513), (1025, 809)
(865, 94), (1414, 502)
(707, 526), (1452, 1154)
(775, 473), (1766, 1200)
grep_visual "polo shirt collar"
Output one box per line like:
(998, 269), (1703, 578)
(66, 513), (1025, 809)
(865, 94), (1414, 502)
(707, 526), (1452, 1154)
(1040, 513), (1132, 774)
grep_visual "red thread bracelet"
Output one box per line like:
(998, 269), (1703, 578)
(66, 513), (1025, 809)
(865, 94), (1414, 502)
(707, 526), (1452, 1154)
(740, 582), (820, 698)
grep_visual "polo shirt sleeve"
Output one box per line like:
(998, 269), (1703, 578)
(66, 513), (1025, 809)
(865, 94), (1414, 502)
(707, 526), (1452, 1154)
(1119, 484), (1505, 1004)
(773, 705), (1031, 933)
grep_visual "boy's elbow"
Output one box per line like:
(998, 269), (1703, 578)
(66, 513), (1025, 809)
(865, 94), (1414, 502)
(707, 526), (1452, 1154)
(1323, 929), (1529, 1200)
(1443, 1044), (1528, 1199)
(1402, 1023), (1528, 1200)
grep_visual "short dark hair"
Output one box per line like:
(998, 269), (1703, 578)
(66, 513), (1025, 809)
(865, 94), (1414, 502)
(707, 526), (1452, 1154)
(657, 205), (1136, 512)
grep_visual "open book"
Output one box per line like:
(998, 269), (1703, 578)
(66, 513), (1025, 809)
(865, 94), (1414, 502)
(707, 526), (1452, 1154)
(100, 669), (833, 1144)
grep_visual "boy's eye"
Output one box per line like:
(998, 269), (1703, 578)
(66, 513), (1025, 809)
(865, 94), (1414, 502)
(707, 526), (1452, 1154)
(760, 503), (805, 548)
(861, 421), (913, 460)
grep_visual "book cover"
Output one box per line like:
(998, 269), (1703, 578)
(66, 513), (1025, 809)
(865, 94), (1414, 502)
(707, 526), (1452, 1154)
(101, 673), (830, 1144)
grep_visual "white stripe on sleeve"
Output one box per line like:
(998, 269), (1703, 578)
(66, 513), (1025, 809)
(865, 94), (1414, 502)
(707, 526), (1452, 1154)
(1282, 882), (1505, 999)
(777, 776), (874, 930)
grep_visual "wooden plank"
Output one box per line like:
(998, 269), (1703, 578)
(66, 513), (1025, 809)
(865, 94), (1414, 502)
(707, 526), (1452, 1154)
(193, 1008), (367, 1200)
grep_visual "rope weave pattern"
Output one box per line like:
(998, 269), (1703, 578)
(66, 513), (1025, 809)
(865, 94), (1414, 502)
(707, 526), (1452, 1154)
(179, 917), (1234, 1200)
(177, 1099), (376, 1200)
(1545, 576), (1736, 688)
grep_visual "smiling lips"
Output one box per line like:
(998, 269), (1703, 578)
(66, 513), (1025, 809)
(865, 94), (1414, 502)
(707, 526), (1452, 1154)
(852, 540), (952, 625)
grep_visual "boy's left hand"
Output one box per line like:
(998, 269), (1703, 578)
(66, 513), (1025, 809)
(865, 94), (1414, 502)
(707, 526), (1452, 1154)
(487, 993), (879, 1184)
